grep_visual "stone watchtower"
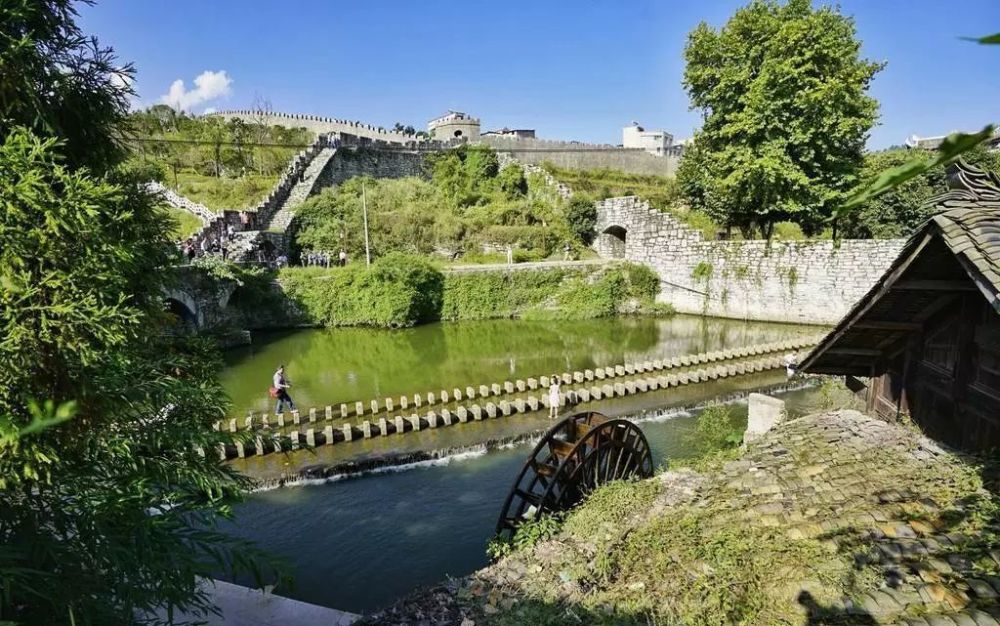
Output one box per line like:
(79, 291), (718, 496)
(428, 111), (480, 141)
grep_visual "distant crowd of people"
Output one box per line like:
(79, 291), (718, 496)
(302, 249), (348, 267)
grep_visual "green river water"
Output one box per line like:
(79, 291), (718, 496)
(219, 316), (822, 614)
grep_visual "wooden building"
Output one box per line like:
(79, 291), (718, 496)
(800, 161), (1000, 450)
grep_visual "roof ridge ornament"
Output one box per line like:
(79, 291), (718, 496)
(945, 159), (1000, 202)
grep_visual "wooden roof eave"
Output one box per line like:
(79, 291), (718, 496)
(799, 229), (936, 373)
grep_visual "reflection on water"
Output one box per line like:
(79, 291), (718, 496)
(222, 385), (833, 614)
(222, 315), (812, 416)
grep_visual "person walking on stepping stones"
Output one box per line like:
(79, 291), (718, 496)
(548, 375), (561, 419)
(271, 365), (296, 415)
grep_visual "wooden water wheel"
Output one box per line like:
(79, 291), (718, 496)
(495, 411), (654, 538)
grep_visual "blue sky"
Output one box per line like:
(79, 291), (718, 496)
(78, 0), (999, 149)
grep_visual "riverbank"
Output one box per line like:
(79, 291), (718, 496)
(369, 410), (1000, 625)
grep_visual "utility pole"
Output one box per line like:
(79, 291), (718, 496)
(362, 182), (371, 267)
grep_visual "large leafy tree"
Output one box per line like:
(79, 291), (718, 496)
(679, 0), (883, 237)
(1, 2), (266, 624)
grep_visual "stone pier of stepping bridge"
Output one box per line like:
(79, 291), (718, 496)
(215, 336), (821, 449)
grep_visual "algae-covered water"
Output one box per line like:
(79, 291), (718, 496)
(221, 315), (812, 417)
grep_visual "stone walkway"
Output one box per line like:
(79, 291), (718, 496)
(264, 147), (336, 233)
(366, 410), (1000, 625)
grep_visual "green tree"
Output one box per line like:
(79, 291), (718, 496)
(679, 0), (882, 237)
(566, 196), (598, 245)
(1, 3), (268, 623)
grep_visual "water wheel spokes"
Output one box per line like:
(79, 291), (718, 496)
(495, 411), (654, 539)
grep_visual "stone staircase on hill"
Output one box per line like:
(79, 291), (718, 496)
(262, 147), (337, 234)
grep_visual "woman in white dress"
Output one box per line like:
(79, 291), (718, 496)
(548, 375), (561, 419)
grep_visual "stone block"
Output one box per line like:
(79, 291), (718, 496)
(229, 418), (238, 432)
(306, 408), (315, 422)
(440, 390), (449, 404)
(491, 383), (501, 396)
(470, 405), (483, 421)
(486, 403), (498, 418)
(745, 393), (786, 443)
(218, 444), (228, 461)
(400, 395), (409, 410)
(261, 414), (271, 429)
(670, 357), (682, 368)
(305, 429), (316, 447)
(615, 365), (626, 376)
(466, 386), (476, 399)
(394, 415), (406, 434)
(527, 378), (538, 390)
(516, 379), (526, 392)
(578, 388), (591, 402)
(425, 392), (435, 406)
(440, 409), (453, 426)
(561, 373), (572, 384)
(289, 432), (300, 449)
(340, 404), (349, 419)
(385, 398), (394, 413)
(413, 394), (422, 408)
(667, 374), (679, 386)
(292, 410), (301, 425)
(245, 415), (255, 430)
(539, 375), (549, 388)
(408, 414), (421, 431)
(605, 366), (616, 378)
(325, 405), (334, 420)
(678, 372), (690, 384)
(595, 368), (606, 380)
(255, 436), (265, 456)
(370, 399), (379, 415)
(457, 406), (469, 422)
(499, 400), (512, 416)
(355, 401), (365, 417)
(527, 396), (539, 411)
(624, 364), (635, 375)
(514, 398), (525, 413)
(614, 382), (626, 396)
(603, 384), (614, 397)
(584, 369), (594, 381)
(647, 377), (659, 390)
(427, 411), (438, 428)
(480, 385), (490, 397)
(636, 379), (648, 392)
(453, 388), (462, 402)
(343, 423), (354, 442)
(504, 381), (515, 394)
(362, 421), (372, 438)
(378, 417), (388, 436)
(323, 425), (333, 445)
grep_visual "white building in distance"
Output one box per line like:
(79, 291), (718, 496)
(622, 122), (674, 156)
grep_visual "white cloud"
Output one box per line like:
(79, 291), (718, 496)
(159, 70), (232, 112)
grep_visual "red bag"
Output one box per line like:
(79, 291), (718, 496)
(268, 386), (279, 398)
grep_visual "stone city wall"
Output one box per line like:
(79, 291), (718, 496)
(481, 135), (678, 177)
(207, 109), (420, 143)
(594, 196), (907, 325)
(148, 181), (216, 222)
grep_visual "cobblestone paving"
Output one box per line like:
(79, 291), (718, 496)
(368, 410), (1000, 625)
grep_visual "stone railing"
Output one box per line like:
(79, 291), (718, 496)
(148, 181), (216, 222)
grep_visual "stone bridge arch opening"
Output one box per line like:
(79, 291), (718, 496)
(165, 297), (198, 333)
(597, 225), (627, 259)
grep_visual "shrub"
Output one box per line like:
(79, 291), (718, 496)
(566, 196), (598, 244)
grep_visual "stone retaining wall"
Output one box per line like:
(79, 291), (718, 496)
(482, 135), (678, 177)
(594, 196), (907, 324)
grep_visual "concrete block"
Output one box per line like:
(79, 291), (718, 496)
(514, 398), (525, 413)
(680, 355), (692, 366)
(615, 365), (626, 376)
(427, 411), (438, 428)
(624, 381), (636, 394)
(539, 395), (550, 409)
(647, 377), (659, 390)
(308, 408), (317, 422)
(394, 415), (406, 434)
(624, 364), (635, 375)
(745, 393), (786, 443)
(614, 382), (626, 396)
(370, 399), (379, 415)
(289, 433), (300, 450)
(595, 368), (606, 380)
(470, 405), (482, 420)
(636, 379), (648, 392)
(566, 390), (578, 404)
(408, 414), (421, 431)
(218, 444), (228, 461)
(485, 403), (498, 418)
(229, 418), (238, 432)
(413, 394), (422, 408)
(323, 425), (333, 445)
(479, 385), (490, 398)
(254, 436), (265, 456)
(362, 421), (372, 438)
(678, 372), (690, 384)
(453, 388), (462, 402)
(305, 429), (316, 447)
(341, 404), (349, 419)
(291, 410), (300, 425)
(573, 371), (584, 383)
(325, 405), (334, 420)
(457, 406), (469, 422)
(602, 384), (614, 397)
(539, 375), (549, 388)
(499, 400), (512, 416)
(355, 401), (365, 417)
(491, 383), (501, 396)
(440, 390), (449, 404)
(385, 398), (394, 413)
(670, 357), (682, 368)
(561, 373), (572, 384)
(343, 423), (354, 442)
(426, 392), (435, 405)
(605, 366), (616, 378)
(213, 421), (221, 432)
(527, 396), (539, 411)
(261, 414), (270, 429)
(466, 386), (476, 399)
(578, 388), (591, 402)
(667, 374), (679, 386)
(400, 396), (408, 410)
(378, 417), (388, 436)
(516, 379), (526, 392)
(504, 381), (514, 394)
(584, 369), (594, 381)
(245, 415), (255, 430)
(440, 409), (453, 426)
(527, 378), (538, 390)
(653, 359), (664, 370)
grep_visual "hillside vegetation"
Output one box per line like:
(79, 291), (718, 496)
(294, 146), (587, 263)
(127, 105), (312, 209)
